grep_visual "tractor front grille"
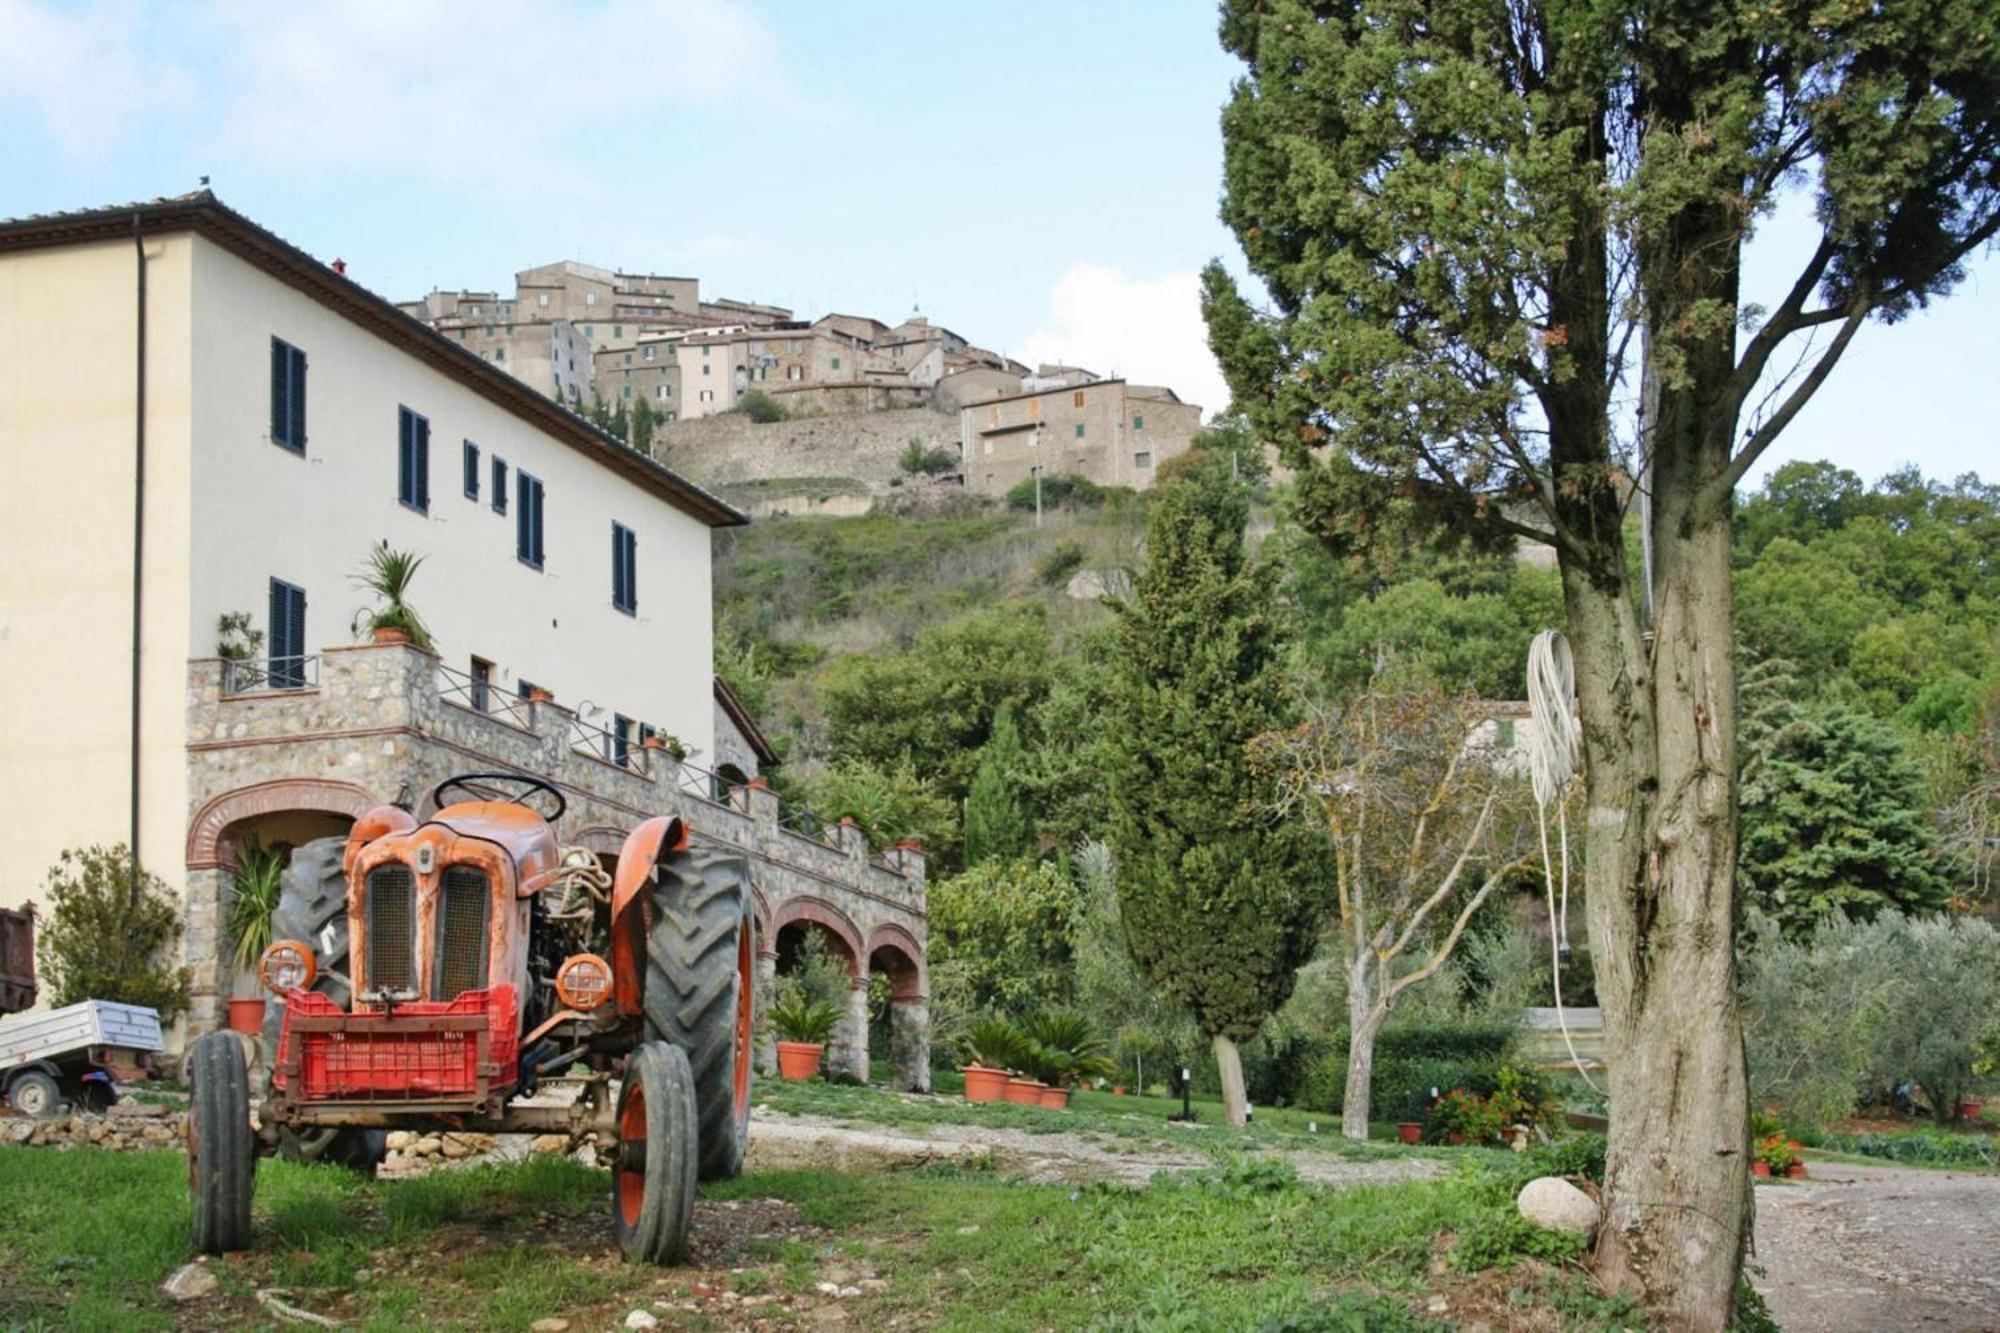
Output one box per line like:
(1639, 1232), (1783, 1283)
(434, 866), (490, 1000)
(365, 864), (416, 994)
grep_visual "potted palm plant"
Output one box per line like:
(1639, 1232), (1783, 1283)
(226, 838), (285, 1034)
(771, 994), (839, 1080)
(1024, 1011), (1115, 1110)
(960, 1016), (1028, 1103)
(351, 546), (433, 649)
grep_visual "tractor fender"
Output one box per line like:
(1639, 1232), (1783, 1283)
(343, 804), (417, 878)
(609, 816), (688, 1016)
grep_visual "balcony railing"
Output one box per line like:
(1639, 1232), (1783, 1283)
(435, 661), (534, 730)
(221, 654), (318, 695)
(569, 715), (651, 777)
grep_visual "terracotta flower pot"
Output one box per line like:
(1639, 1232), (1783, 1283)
(372, 626), (411, 645)
(1112, 1085), (1127, 1096)
(1397, 1122), (1423, 1145)
(963, 1066), (1009, 1103)
(775, 1041), (825, 1081)
(1958, 1098), (1983, 1121)
(1446, 1131), (1466, 1145)
(1037, 1085), (1071, 1110)
(529, 687), (554, 703)
(1786, 1162), (1807, 1179)
(226, 996), (267, 1035)
(1753, 1161), (1772, 1178)
(1002, 1077), (1043, 1105)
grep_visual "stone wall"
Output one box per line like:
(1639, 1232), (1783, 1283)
(181, 642), (928, 1079)
(650, 406), (962, 495)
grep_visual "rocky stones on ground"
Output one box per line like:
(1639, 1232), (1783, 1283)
(623, 1309), (659, 1329)
(4, 1111), (185, 1151)
(529, 1319), (570, 1333)
(1516, 1176), (1602, 1237)
(162, 1261), (218, 1302)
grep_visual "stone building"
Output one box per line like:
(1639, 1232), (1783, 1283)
(959, 376), (1204, 495)
(0, 192), (928, 1083)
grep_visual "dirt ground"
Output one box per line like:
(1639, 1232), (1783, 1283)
(1751, 1160), (2000, 1332)
(746, 1108), (1446, 1188)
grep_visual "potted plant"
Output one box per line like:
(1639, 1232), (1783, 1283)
(1433, 1089), (1503, 1145)
(225, 838), (286, 1033)
(770, 994), (839, 1080)
(1024, 1011), (1115, 1110)
(1003, 1074), (1045, 1104)
(959, 1016), (1028, 1103)
(1396, 1122), (1424, 1145)
(1755, 1133), (1795, 1180)
(351, 546), (433, 649)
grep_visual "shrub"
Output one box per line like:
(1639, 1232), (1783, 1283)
(899, 438), (957, 475)
(227, 837), (285, 973)
(1287, 1023), (1516, 1119)
(1035, 541), (1086, 588)
(959, 1015), (1033, 1072)
(770, 994), (840, 1044)
(1006, 473), (1105, 512)
(36, 844), (190, 1022)
(741, 389), (786, 423)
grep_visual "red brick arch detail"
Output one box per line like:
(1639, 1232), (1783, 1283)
(186, 778), (378, 870)
(865, 923), (928, 1001)
(769, 896), (864, 978)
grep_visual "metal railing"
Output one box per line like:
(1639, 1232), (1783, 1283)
(221, 654), (318, 694)
(568, 715), (651, 777)
(435, 661), (535, 730)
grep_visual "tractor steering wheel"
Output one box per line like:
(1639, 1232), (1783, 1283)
(430, 772), (567, 822)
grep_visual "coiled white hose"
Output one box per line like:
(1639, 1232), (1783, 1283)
(1526, 630), (1602, 1095)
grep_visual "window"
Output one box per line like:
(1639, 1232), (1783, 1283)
(699, 389), (714, 403)
(269, 337), (307, 451)
(622, 386), (632, 399)
(611, 522), (638, 613)
(537, 293), (549, 307)
(397, 407), (430, 512)
(1134, 451), (1153, 469)
(613, 712), (633, 767)
(583, 324), (594, 336)
(470, 657), (493, 712)
(1074, 423), (1085, 439)
(585, 291), (596, 306)
(613, 325), (623, 338)
(1133, 414), (1145, 431)
(268, 578), (307, 688)
(517, 678), (543, 700)
(644, 346), (654, 361)
(494, 347), (505, 362)
(462, 440), (480, 499)
(1073, 390), (1085, 407)
(658, 383), (672, 399)
(491, 457), (508, 514)
(516, 472), (545, 569)
(831, 355), (842, 370)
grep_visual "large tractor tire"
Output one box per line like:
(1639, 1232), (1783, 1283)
(188, 1031), (254, 1254)
(641, 845), (755, 1183)
(610, 1041), (698, 1264)
(262, 835), (383, 1173)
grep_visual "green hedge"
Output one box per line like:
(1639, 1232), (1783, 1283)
(1281, 1024), (1517, 1120)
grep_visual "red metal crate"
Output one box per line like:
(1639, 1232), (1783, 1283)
(276, 986), (519, 1100)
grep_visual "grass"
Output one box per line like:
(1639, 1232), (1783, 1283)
(0, 1121), (1626, 1330)
(761, 1074), (1468, 1163)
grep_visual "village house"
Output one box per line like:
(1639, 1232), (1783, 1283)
(0, 193), (930, 1085)
(959, 373), (1204, 495)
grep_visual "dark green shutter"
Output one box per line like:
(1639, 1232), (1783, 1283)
(270, 339), (288, 443)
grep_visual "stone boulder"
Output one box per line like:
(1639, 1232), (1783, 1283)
(1516, 1176), (1601, 1237)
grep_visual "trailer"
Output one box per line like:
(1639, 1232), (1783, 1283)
(0, 1000), (164, 1116)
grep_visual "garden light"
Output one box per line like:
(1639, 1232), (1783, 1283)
(259, 939), (317, 994)
(555, 953), (613, 1011)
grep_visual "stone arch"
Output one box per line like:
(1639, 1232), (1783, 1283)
(769, 895), (864, 978)
(186, 778), (378, 870)
(864, 923), (928, 1001)
(571, 824), (629, 858)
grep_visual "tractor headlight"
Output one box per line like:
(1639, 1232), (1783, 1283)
(259, 939), (318, 994)
(555, 953), (612, 1011)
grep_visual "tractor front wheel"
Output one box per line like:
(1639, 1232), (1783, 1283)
(188, 1032), (254, 1254)
(610, 1041), (698, 1265)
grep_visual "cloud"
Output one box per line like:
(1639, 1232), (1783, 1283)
(1013, 263), (1227, 418)
(0, 0), (194, 160)
(206, 0), (784, 185)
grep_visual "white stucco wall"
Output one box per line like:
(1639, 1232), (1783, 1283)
(0, 236), (196, 911)
(185, 235), (717, 765)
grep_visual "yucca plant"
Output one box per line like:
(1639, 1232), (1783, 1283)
(770, 994), (840, 1045)
(351, 545), (433, 649)
(228, 837), (286, 974)
(960, 1015), (1033, 1073)
(1025, 1010), (1116, 1088)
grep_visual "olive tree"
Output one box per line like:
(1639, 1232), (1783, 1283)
(1205, 2), (2000, 1321)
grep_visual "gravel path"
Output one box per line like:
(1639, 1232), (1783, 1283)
(1752, 1160), (2000, 1332)
(746, 1108), (1444, 1188)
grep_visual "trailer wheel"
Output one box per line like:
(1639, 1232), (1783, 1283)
(188, 1031), (254, 1254)
(610, 1041), (698, 1265)
(642, 846), (754, 1182)
(7, 1069), (61, 1118)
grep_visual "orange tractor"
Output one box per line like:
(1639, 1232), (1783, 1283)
(187, 774), (755, 1263)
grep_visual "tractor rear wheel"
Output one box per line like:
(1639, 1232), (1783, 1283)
(641, 845), (754, 1183)
(610, 1041), (698, 1264)
(188, 1031), (254, 1254)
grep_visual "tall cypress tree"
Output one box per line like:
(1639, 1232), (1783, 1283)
(1107, 454), (1322, 1125)
(963, 704), (1032, 865)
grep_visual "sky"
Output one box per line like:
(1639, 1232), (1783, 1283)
(2, 0), (1993, 491)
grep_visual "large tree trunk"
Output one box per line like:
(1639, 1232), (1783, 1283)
(1213, 1033), (1249, 1127)
(1341, 955), (1379, 1141)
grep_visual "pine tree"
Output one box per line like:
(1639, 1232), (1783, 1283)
(1106, 453), (1324, 1125)
(963, 704), (1031, 865)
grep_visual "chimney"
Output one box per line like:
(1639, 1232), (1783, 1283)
(332, 258), (347, 276)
